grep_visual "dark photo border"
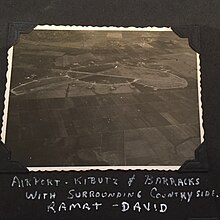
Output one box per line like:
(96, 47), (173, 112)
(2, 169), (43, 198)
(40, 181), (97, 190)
(0, 0), (220, 220)
(0, 2), (220, 220)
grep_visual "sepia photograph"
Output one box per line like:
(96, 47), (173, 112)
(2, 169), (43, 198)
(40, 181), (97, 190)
(4, 27), (202, 167)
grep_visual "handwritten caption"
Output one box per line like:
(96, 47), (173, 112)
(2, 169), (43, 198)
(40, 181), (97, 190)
(10, 174), (219, 214)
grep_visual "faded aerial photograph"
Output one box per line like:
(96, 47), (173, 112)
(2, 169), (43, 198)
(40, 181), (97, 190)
(6, 30), (201, 167)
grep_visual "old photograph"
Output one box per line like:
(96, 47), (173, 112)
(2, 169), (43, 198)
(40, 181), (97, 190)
(4, 27), (201, 167)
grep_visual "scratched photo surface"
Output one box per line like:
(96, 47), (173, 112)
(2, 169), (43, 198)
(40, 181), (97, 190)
(5, 29), (201, 167)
